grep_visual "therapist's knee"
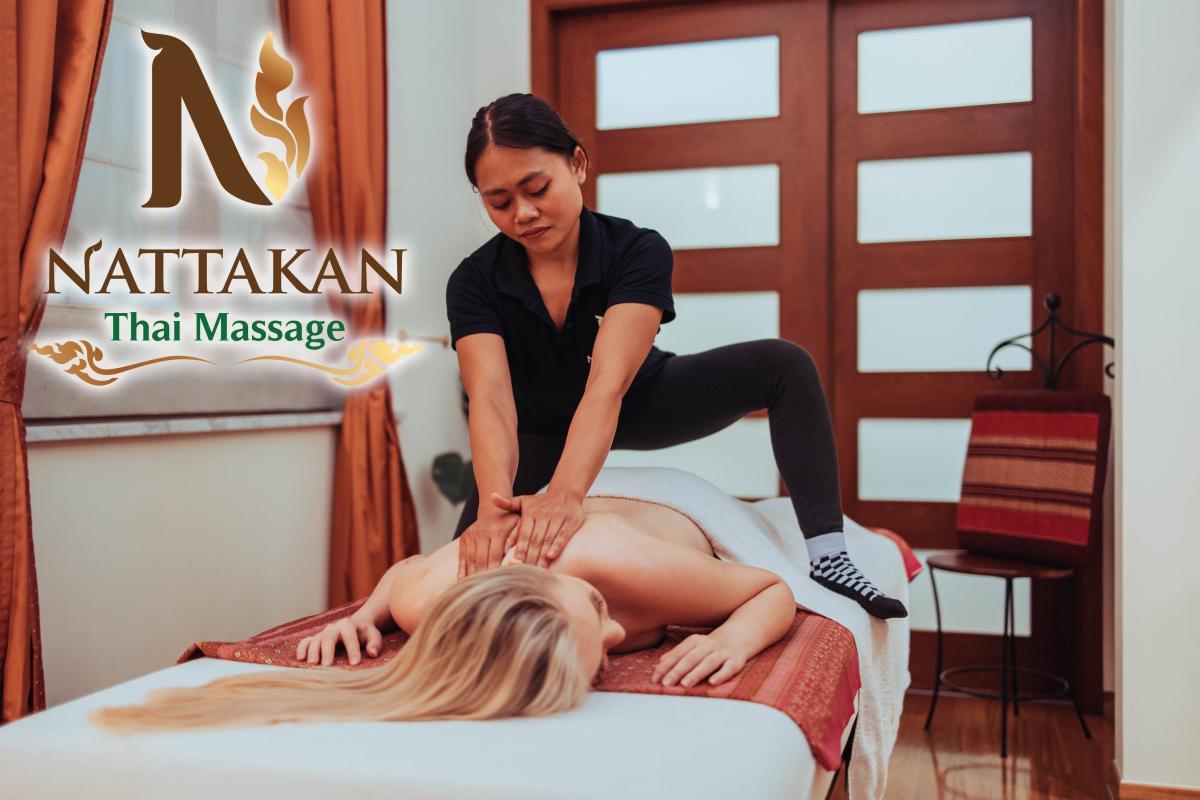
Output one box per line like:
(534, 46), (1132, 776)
(761, 338), (818, 382)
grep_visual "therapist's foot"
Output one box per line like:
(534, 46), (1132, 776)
(809, 551), (908, 620)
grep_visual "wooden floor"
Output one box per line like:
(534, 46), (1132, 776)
(831, 691), (1115, 800)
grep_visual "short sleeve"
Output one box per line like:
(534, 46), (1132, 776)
(446, 259), (504, 350)
(606, 230), (676, 324)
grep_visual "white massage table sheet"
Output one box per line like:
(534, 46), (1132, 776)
(0, 655), (845, 800)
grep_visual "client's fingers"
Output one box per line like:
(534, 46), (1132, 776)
(662, 646), (709, 686)
(651, 637), (697, 683)
(364, 625), (382, 657)
(296, 637), (308, 661)
(318, 636), (334, 666)
(342, 622), (361, 666)
(708, 660), (740, 685)
(307, 634), (324, 664)
(680, 653), (725, 687)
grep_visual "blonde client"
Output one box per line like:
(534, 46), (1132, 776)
(92, 494), (797, 733)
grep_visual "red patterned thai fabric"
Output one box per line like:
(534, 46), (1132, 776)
(955, 391), (1112, 566)
(174, 523), (933, 768)
(178, 604), (859, 771)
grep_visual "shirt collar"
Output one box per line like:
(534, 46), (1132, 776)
(495, 205), (603, 303)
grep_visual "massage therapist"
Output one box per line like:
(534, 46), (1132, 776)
(446, 93), (905, 620)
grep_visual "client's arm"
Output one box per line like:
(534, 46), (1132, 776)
(651, 579), (795, 687)
(350, 558), (413, 632)
(296, 556), (417, 666)
(560, 513), (797, 687)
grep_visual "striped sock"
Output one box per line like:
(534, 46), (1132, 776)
(809, 550), (908, 620)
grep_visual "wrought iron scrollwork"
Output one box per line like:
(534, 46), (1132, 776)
(987, 292), (1115, 389)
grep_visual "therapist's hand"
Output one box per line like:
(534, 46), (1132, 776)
(458, 500), (520, 579)
(492, 489), (585, 568)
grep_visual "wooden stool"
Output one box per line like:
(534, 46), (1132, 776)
(922, 551), (1091, 758)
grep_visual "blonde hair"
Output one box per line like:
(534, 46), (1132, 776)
(90, 565), (590, 734)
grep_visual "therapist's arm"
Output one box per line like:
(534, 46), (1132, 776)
(456, 332), (523, 577)
(498, 302), (663, 567)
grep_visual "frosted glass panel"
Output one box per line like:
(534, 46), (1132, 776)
(909, 549), (1031, 635)
(858, 18), (1033, 114)
(858, 285), (1032, 372)
(597, 36), (779, 130)
(598, 165), (779, 249)
(858, 418), (971, 502)
(606, 419), (776, 498)
(857, 152), (1031, 243)
(655, 292), (779, 355)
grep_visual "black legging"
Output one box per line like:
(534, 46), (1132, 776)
(453, 338), (843, 540)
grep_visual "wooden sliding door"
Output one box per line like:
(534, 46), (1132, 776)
(829, 0), (1104, 709)
(534, 0), (1104, 709)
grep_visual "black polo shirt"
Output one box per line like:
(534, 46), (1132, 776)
(446, 205), (676, 435)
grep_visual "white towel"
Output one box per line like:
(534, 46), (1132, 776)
(545, 466), (910, 800)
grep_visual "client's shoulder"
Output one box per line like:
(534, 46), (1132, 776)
(553, 509), (707, 588)
(387, 551), (451, 635)
(552, 511), (646, 582)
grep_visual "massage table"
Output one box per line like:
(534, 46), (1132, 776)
(0, 657), (854, 800)
(0, 469), (916, 799)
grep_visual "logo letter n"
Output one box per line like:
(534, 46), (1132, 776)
(142, 30), (272, 208)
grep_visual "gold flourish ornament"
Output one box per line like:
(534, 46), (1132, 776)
(251, 31), (310, 202)
(28, 340), (215, 386)
(236, 338), (422, 387)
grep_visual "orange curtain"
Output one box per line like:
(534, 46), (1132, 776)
(279, 0), (420, 606)
(0, 0), (113, 722)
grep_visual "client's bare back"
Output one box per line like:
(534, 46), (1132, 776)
(580, 496), (712, 555)
(387, 499), (766, 652)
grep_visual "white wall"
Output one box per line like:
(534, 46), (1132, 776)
(1113, 0), (1200, 790)
(384, 0), (531, 554)
(29, 427), (336, 706)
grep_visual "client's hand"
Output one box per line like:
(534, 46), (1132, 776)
(491, 489), (584, 568)
(651, 633), (747, 688)
(296, 616), (383, 667)
(458, 502), (520, 578)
